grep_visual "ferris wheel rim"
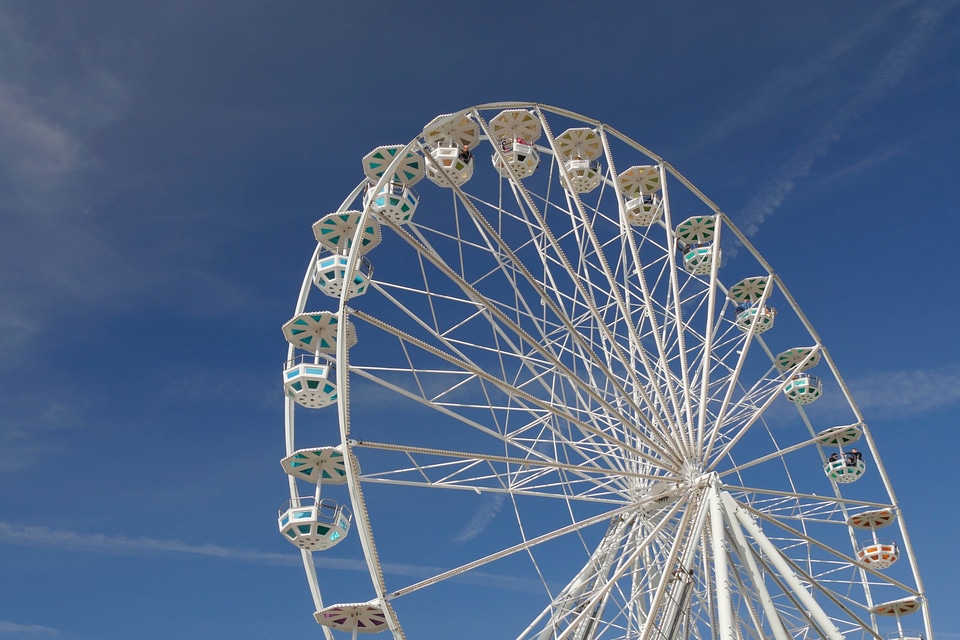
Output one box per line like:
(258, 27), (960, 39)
(282, 103), (930, 640)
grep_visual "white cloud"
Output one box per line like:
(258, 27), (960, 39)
(849, 365), (960, 416)
(0, 401), (89, 473)
(736, 0), (954, 240)
(701, 0), (914, 147)
(0, 82), (82, 203)
(0, 521), (546, 594)
(821, 144), (907, 182)
(0, 521), (299, 565)
(0, 7), (132, 361)
(0, 622), (58, 636)
(0, 7), (126, 217)
(453, 493), (507, 543)
(760, 364), (960, 428)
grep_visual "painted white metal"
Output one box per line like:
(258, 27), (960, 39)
(709, 487), (735, 640)
(719, 491), (791, 640)
(280, 102), (929, 640)
(655, 485), (711, 640)
(725, 492), (845, 640)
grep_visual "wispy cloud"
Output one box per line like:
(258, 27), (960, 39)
(0, 521), (546, 594)
(453, 493), (507, 543)
(0, 8), (126, 217)
(0, 521), (298, 565)
(849, 365), (960, 416)
(766, 364), (960, 426)
(0, 401), (89, 473)
(737, 0), (954, 239)
(0, 8), (250, 364)
(0, 6), (132, 359)
(821, 144), (907, 182)
(0, 622), (58, 636)
(0, 81), (83, 210)
(701, 0), (914, 148)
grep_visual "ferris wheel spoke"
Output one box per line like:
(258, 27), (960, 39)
(351, 440), (670, 485)
(394, 212), (672, 448)
(347, 363), (640, 481)
(725, 484), (895, 511)
(621, 219), (692, 457)
(598, 126), (694, 464)
(717, 429), (846, 479)
(638, 231), (694, 450)
(385, 502), (636, 601)
(750, 536), (889, 639)
(691, 309), (760, 457)
(691, 216), (725, 464)
(738, 499), (919, 595)
(700, 378), (784, 471)
(718, 496), (793, 640)
(704, 360), (819, 473)
(527, 496), (695, 640)
(653, 167), (700, 457)
(361, 222), (682, 470)
(525, 516), (637, 640)
(528, 111), (688, 459)
(618, 265), (696, 451)
(354, 445), (634, 502)
(359, 478), (625, 504)
(702, 275), (779, 458)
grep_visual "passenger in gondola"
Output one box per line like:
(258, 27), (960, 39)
(828, 452), (840, 463)
(459, 144), (472, 163)
(735, 302), (749, 314)
(845, 448), (863, 466)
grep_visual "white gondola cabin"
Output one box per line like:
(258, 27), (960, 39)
(555, 128), (603, 194)
(312, 253), (373, 299)
(675, 216), (719, 275)
(278, 496), (352, 551)
(426, 144), (474, 187)
(423, 114), (479, 188)
(361, 144), (424, 224)
(619, 165), (663, 226)
(734, 303), (776, 333)
(490, 109), (542, 179)
(857, 540), (900, 569)
(283, 356), (338, 409)
(364, 181), (419, 225)
(784, 373), (822, 404)
(824, 454), (865, 483)
(848, 508), (900, 569)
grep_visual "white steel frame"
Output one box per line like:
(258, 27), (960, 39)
(282, 102), (930, 640)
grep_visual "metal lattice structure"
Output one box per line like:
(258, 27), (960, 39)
(279, 103), (931, 640)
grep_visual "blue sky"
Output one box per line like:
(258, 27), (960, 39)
(1, 1), (959, 639)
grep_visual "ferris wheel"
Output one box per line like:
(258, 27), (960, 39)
(278, 103), (931, 640)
